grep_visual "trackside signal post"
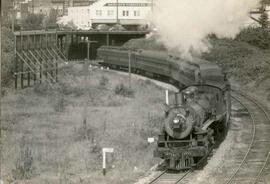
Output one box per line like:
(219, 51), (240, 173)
(102, 148), (114, 175)
(128, 50), (132, 89)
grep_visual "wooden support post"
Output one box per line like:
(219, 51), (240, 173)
(60, 36), (63, 53)
(71, 34), (74, 44)
(21, 59), (24, 89)
(46, 33), (48, 48)
(20, 34), (24, 88)
(55, 31), (58, 48)
(33, 34), (37, 83)
(15, 35), (17, 89)
(27, 70), (31, 87)
(44, 52), (48, 80)
(34, 33), (36, 48)
(87, 42), (90, 60)
(106, 34), (110, 46)
(38, 35), (42, 83)
(46, 48), (55, 80)
(27, 35), (31, 87)
(55, 62), (58, 82)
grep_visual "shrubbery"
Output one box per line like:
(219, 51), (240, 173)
(99, 75), (109, 87)
(1, 25), (15, 88)
(114, 83), (134, 97)
(236, 27), (270, 49)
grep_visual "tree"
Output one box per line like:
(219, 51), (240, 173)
(43, 8), (59, 29)
(262, 0), (270, 5)
(1, 24), (15, 88)
(258, 5), (269, 28)
(21, 13), (44, 30)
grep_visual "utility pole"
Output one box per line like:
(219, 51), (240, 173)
(12, 1), (16, 33)
(116, 0), (119, 24)
(32, 0), (34, 13)
(128, 50), (132, 89)
(86, 40), (98, 60)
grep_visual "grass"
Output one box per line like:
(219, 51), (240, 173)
(0, 63), (166, 184)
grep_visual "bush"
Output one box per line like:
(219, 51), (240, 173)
(54, 93), (65, 112)
(114, 83), (134, 97)
(99, 75), (109, 87)
(21, 13), (44, 30)
(33, 83), (50, 95)
(1, 26), (15, 88)
(236, 27), (270, 49)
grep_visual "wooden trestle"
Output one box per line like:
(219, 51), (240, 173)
(14, 31), (67, 89)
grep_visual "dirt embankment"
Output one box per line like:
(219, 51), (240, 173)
(1, 64), (170, 184)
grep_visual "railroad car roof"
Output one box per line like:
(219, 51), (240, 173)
(99, 46), (223, 73)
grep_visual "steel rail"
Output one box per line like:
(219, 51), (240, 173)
(148, 169), (191, 184)
(174, 170), (191, 184)
(238, 92), (270, 184)
(224, 90), (270, 184)
(148, 169), (168, 184)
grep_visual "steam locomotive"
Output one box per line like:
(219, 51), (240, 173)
(97, 46), (231, 170)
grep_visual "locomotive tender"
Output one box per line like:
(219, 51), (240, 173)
(97, 46), (231, 170)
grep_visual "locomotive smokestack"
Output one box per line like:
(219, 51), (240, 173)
(179, 92), (184, 105)
(174, 93), (178, 105)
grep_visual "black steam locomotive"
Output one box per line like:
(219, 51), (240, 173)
(97, 46), (231, 170)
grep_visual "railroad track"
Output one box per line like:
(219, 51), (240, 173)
(148, 90), (270, 184)
(224, 90), (270, 184)
(148, 169), (191, 184)
(93, 65), (270, 183)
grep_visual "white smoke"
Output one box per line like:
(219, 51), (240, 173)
(150, 0), (259, 59)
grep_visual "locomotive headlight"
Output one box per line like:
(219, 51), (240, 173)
(173, 118), (180, 124)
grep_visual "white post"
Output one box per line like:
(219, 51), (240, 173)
(102, 148), (114, 176)
(102, 150), (106, 175)
(165, 90), (169, 105)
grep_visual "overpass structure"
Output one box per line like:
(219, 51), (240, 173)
(13, 30), (149, 89)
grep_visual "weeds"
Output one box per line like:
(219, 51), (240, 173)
(12, 147), (34, 180)
(99, 75), (109, 87)
(54, 92), (65, 112)
(236, 27), (270, 49)
(114, 83), (134, 97)
(33, 83), (50, 95)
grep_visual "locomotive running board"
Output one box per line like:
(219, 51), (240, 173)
(201, 119), (216, 131)
(201, 114), (224, 131)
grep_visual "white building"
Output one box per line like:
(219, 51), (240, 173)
(90, 0), (152, 26)
(60, 0), (152, 29)
(67, 6), (92, 29)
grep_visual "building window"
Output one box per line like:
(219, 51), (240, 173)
(134, 10), (140, 16)
(88, 9), (90, 14)
(96, 10), (102, 16)
(107, 10), (114, 16)
(122, 10), (129, 16)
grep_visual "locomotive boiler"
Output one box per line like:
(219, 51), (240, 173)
(154, 83), (230, 170)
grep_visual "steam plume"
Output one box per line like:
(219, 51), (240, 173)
(150, 0), (259, 59)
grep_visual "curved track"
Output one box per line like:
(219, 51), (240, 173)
(147, 90), (270, 184)
(95, 63), (270, 183)
(149, 169), (191, 184)
(224, 90), (270, 184)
